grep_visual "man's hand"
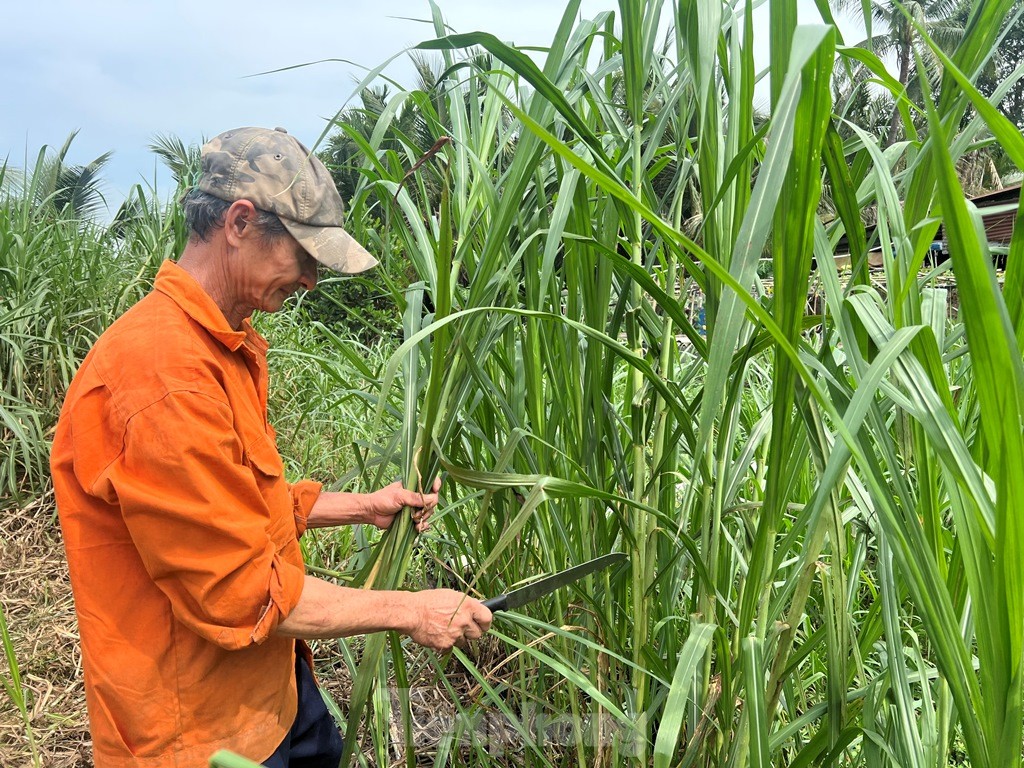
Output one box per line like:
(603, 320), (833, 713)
(365, 478), (442, 533)
(406, 589), (492, 652)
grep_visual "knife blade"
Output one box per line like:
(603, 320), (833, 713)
(481, 553), (627, 612)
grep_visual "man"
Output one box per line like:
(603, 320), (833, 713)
(51, 126), (492, 767)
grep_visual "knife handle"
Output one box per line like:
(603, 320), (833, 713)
(481, 594), (507, 613)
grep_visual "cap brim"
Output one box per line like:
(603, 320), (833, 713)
(280, 219), (379, 274)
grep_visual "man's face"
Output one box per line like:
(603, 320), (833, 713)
(243, 229), (319, 314)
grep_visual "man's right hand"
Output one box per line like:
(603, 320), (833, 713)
(406, 589), (493, 651)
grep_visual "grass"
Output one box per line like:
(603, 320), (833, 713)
(0, 599), (39, 766)
(316, 0), (1024, 766)
(0, 166), (174, 504)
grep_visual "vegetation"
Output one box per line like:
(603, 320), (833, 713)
(0, 150), (175, 502)
(324, 1), (1024, 766)
(3, 0), (1024, 767)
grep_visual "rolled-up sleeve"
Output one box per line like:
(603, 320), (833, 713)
(102, 389), (305, 650)
(289, 480), (322, 538)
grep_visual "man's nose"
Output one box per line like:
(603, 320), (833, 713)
(299, 257), (318, 291)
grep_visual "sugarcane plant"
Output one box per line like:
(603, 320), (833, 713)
(0, 146), (173, 504)
(318, 0), (1024, 765)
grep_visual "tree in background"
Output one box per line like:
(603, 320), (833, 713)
(832, 0), (967, 144)
(830, 0), (1023, 192)
(947, 0), (1024, 191)
(1, 131), (111, 220)
(320, 53), (447, 205)
(832, 59), (894, 139)
(966, 0), (1024, 128)
(148, 133), (204, 189)
(312, 85), (425, 342)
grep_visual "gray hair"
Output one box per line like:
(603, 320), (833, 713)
(181, 188), (289, 243)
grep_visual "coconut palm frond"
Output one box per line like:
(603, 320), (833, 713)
(148, 133), (203, 189)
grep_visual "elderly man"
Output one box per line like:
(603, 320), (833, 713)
(51, 126), (491, 768)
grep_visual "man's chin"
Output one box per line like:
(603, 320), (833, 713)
(262, 293), (292, 313)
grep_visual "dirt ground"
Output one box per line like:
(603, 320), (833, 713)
(0, 496), (515, 768)
(1, 492), (91, 767)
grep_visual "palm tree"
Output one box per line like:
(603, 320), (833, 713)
(833, 0), (967, 144)
(963, 0), (1024, 128)
(832, 56), (894, 138)
(2, 131), (112, 220)
(832, 0), (1023, 193)
(148, 133), (204, 189)
(319, 84), (400, 202)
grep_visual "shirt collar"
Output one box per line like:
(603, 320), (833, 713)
(153, 260), (268, 354)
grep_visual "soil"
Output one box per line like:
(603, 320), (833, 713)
(1, 492), (91, 767)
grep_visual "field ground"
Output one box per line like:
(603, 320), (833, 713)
(1, 496), (90, 767)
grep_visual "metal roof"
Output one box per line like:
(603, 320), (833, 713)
(833, 184), (1019, 259)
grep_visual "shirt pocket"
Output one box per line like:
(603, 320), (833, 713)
(243, 432), (284, 479)
(242, 433), (295, 545)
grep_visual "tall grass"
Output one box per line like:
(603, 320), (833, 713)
(0, 160), (177, 503)
(323, 0), (1024, 765)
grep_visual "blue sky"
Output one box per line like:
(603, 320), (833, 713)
(2, 1), (861, 211)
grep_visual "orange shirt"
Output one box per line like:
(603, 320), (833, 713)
(51, 260), (322, 767)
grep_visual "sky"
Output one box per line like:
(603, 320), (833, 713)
(2, 1), (863, 211)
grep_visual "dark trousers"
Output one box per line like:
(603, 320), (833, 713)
(262, 655), (344, 768)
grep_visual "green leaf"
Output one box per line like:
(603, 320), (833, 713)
(653, 623), (715, 768)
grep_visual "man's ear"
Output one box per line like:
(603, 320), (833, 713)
(223, 200), (258, 246)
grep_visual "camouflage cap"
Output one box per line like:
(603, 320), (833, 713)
(197, 126), (377, 274)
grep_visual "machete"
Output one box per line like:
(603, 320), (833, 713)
(481, 553), (627, 613)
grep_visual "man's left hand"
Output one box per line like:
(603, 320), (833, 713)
(365, 478), (442, 532)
